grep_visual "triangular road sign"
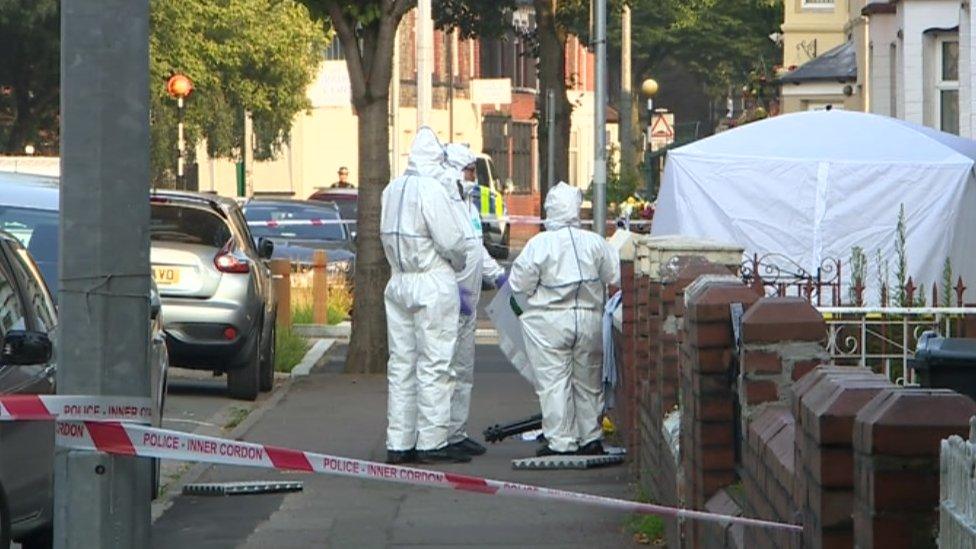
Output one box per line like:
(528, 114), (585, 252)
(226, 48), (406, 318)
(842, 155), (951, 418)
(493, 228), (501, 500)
(650, 113), (674, 139)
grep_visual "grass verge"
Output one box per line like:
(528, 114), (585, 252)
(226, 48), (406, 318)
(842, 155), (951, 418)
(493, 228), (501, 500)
(275, 325), (310, 373)
(290, 274), (353, 326)
(223, 406), (252, 431)
(625, 487), (666, 546)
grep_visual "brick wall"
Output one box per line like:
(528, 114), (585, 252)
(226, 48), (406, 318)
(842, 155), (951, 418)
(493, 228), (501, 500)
(853, 389), (976, 548)
(681, 277), (760, 545)
(505, 192), (539, 246)
(615, 240), (976, 548)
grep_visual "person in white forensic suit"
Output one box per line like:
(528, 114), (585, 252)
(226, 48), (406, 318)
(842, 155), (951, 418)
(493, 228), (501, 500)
(441, 143), (507, 457)
(381, 127), (471, 465)
(508, 182), (620, 456)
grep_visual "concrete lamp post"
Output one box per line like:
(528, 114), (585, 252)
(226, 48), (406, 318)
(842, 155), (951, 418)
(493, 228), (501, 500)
(166, 73), (193, 189)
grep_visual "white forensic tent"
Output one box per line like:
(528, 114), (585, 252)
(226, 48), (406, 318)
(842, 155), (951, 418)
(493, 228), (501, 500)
(652, 110), (976, 304)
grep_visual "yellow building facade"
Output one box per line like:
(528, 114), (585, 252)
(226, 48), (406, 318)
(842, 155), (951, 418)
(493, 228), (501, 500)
(780, 0), (864, 113)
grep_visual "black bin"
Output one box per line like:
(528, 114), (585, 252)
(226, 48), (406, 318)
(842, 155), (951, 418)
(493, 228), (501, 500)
(909, 331), (976, 402)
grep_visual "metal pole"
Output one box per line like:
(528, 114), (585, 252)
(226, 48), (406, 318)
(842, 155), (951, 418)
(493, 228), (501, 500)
(55, 1), (151, 547)
(592, 0), (608, 236)
(619, 5), (633, 178)
(546, 89), (555, 193)
(177, 97), (185, 189)
(448, 29), (455, 140)
(416, 0), (432, 128)
(244, 110), (254, 196)
(391, 20), (402, 175)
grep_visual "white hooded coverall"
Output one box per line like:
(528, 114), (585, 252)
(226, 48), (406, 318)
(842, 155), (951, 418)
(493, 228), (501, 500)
(381, 128), (468, 452)
(509, 182), (621, 453)
(441, 144), (505, 444)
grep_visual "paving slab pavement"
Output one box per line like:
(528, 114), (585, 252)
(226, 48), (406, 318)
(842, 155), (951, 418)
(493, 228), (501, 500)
(152, 345), (636, 548)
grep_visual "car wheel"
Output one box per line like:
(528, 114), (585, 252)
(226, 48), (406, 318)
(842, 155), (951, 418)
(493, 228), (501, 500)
(19, 529), (52, 549)
(497, 225), (511, 260)
(259, 321), (276, 392)
(227, 333), (260, 401)
(0, 483), (9, 549)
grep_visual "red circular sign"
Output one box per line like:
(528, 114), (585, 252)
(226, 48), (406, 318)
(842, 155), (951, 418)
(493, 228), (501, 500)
(166, 74), (193, 99)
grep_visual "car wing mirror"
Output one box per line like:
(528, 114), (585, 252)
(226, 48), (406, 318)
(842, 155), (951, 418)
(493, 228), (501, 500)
(258, 237), (275, 260)
(150, 282), (162, 320)
(2, 330), (53, 366)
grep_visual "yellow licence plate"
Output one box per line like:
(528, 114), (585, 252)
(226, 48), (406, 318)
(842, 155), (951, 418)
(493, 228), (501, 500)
(153, 267), (180, 286)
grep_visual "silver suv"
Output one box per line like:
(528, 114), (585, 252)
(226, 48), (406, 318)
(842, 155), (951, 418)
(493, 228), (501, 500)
(150, 191), (276, 400)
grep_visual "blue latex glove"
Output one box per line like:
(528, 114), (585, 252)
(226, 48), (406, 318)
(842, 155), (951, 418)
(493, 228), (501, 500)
(459, 288), (474, 316)
(494, 272), (509, 289)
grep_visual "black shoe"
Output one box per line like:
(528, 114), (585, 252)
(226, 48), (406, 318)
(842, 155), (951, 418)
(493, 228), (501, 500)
(577, 440), (606, 456)
(416, 446), (472, 464)
(450, 437), (487, 456)
(386, 449), (417, 464)
(536, 444), (576, 457)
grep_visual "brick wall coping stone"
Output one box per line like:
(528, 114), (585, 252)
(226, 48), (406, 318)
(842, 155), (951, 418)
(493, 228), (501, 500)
(792, 366), (884, 420)
(683, 275), (743, 310)
(800, 376), (895, 446)
(741, 297), (826, 344)
(635, 235), (744, 279)
(854, 388), (976, 456)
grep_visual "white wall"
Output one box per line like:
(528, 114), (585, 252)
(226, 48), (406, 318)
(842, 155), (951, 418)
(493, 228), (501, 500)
(868, 12), (898, 117)
(898, 1), (959, 125)
(960, 4), (976, 138)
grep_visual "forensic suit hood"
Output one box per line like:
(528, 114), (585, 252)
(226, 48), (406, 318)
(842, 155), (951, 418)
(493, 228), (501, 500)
(543, 181), (582, 230)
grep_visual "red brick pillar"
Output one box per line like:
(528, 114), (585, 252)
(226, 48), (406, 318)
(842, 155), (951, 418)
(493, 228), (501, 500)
(737, 297), (828, 549)
(796, 369), (893, 548)
(681, 276), (760, 545)
(616, 260), (638, 456)
(654, 260), (731, 509)
(853, 388), (976, 548)
(637, 269), (658, 492)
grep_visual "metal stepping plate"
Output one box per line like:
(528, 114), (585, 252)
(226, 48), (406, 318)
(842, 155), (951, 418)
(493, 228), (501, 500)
(182, 481), (304, 496)
(511, 454), (625, 470)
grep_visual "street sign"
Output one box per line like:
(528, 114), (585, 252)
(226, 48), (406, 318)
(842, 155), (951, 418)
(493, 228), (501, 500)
(649, 111), (675, 151)
(471, 78), (512, 106)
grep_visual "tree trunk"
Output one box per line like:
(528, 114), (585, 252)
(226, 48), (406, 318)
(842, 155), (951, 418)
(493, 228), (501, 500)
(346, 97), (392, 374)
(534, 0), (571, 210)
(4, 86), (36, 154)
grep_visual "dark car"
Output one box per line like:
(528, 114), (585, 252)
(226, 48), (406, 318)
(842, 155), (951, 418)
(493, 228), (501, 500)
(307, 188), (358, 238)
(241, 198), (355, 279)
(150, 191), (277, 400)
(0, 230), (58, 548)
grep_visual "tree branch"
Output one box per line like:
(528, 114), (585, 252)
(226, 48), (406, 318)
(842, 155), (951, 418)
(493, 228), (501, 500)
(325, 0), (368, 101)
(392, 0), (417, 20)
(367, 4), (406, 99)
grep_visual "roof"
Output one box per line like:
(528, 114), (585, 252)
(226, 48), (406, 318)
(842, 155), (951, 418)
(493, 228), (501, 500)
(779, 41), (856, 84)
(672, 109), (976, 165)
(0, 171), (60, 211)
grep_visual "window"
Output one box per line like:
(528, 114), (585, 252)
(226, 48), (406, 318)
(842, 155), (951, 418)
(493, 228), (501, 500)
(937, 39), (960, 135)
(150, 204), (232, 249)
(801, 0), (835, 9)
(0, 206), (59, 293)
(7, 242), (56, 333)
(0, 259), (26, 338)
(324, 40), (344, 61)
(243, 203), (347, 242)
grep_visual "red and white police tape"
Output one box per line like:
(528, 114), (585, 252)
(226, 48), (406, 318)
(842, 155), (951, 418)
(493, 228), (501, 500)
(2, 395), (802, 534)
(247, 217), (652, 228)
(0, 394), (153, 423)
